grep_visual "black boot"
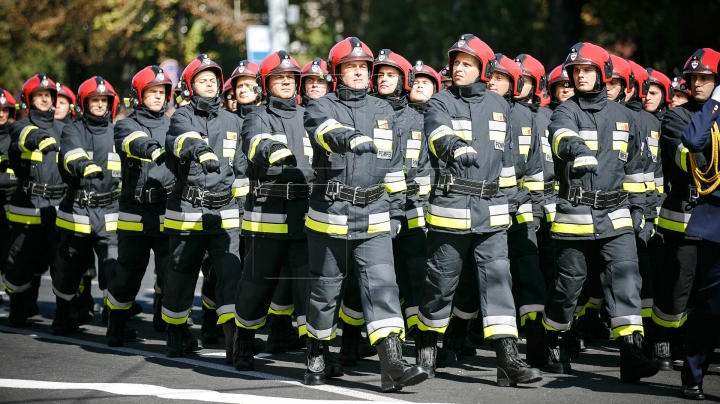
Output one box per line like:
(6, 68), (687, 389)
(339, 320), (360, 366)
(545, 330), (572, 374)
(266, 314), (287, 353)
(442, 316), (469, 361)
(377, 333), (429, 393)
(467, 317), (485, 345)
(201, 305), (220, 344)
(681, 384), (705, 400)
(618, 331), (659, 383)
(8, 292), (27, 328)
(233, 326), (255, 371)
(493, 337), (543, 387)
(304, 338), (344, 385)
(357, 333), (377, 359)
(654, 326), (673, 371)
(26, 276), (41, 318)
(642, 316), (655, 360)
(182, 322), (202, 353)
(106, 308), (126, 347)
(52, 297), (75, 335)
(281, 315), (304, 350)
(166, 323), (185, 357)
(221, 321), (236, 364)
(79, 276), (96, 313)
(565, 317), (586, 358)
(152, 294), (166, 332)
(577, 308), (611, 341)
(524, 317), (546, 368)
(414, 330), (437, 379)
(123, 325), (137, 341)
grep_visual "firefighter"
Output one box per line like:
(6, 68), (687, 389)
(298, 58), (330, 107)
(104, 65), (176, 345)
(55, 84), (75, 124)
(671, 76), (691, 109)
(302, 36), (429, 392)
(162, 54), (247, 358)
(4, 74), (68, 328)
(655, 48), (720, 376)
(232, 50), (314, 370)
(51, 76), (121, 335)
(0, 89), (17, 306)
(414, 34), (542, 387)
(222, 78), (236, 112)
(544, 42), (658, 382)
(439, 65), (452, 90)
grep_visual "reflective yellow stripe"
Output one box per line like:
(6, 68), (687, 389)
(19, 126), (38, 153)
(221, 219), (240, 229)
(162, 313), (190, 325)
(385, 180), (407, 194)
(611, 324), (644, 339)
(118, 221), (143, 231)
(268, 307), (294, 316)
(679, 147), (689, 172)
(175, 132), (202, 157)
(651, 312), (687, 328)
(339, 308), (365, 326)
(453, 146), (476, 158)
(612, 141), (628, 152)
(545, 212), (556, 222)
(551, 222), (594, 234)
(297, 324), (307, 337)
(248, 134), (273, 161)
(641, 308), (652, 318)
(21, 151), (43, 162)
(7, 213), (42, 225)
(105, 221), (118, 232)
(56, 218), (92, 234)
(483, 324), (519, 339)
(516, 212), (533, 224)
(233, 186), (249, 197)
(83, 164), (101, 177)
(198, 152), (218, 163)
(38, 137), (56, 150)
(164, 218), (203, 231)
(490, 214), (510, 227)
(426, 213), (471, 230)
(407, 217), (425, 229)
(107, 161), (121, 171)
(645, 181), (656, 191)
(104, 297), (132, 310)
(268, 148), (292, 165)
(498, 176), (515, 188)
(217, 312), (235, 325)
(611, 218), (633, 229)
(553, 131), (580, 158)
(428, 127), (454, 155)
(368, 221), (390, 233)
(305, 216), (348, 235)
(123, 132), (149, 158)
(656, 217), (687, 233)
(419, 184), (431, 195)
(241, 220), (288, 233)
(622, 182), (646, 193)
(235, 318), (267, 329)
(368, 328), (404, 346)
(523, 181), (544, 191)
(316, 124), (344, 152)
(350, 135), (373, 149)
(416, 322), (447, 334)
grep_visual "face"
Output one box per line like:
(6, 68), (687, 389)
(606, 77), (623, 100)
(192, 70), (218, 98)
(690, 73), (716, 102)
(516, 75), (534, 100)
(339, 61), (369, 90)
(670, 91), (690, 109)
(32, 90), (53, 112)
(142, 84), (167, 112)
(226, 98), (237, 112)
(442, 79), (452, 89)
(487, 72), (511, 96)
(625, 82), (636, 102)
(376, 66), (401, 96)
(304, 76), (328, 100)
(409, 76), (435, 103)
(573, 65), (598, 92)
(0, 108), (10, 125)
(87, 95), (108, 117)
(642, 83), (663, 113)
(553, 81), (574, 102)
(54, 96), (71, 120)
(452, 53), (481, 86)
(235, 77), (259, 105)
(268, 72), (296, 99)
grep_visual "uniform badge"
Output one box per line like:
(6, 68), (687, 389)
(495, 141), (504, 151)
(492, 112), (504, 122)
(311, 64), (319, 72)
(619, 151), (628, 162)
(415, 61), (424, 71)
(41, 79), (49, 87)
(457, 36), (466, 47)
(353, 45), (363, 56)
(691, 59), (699, 69)
(650, 130), (659, 140)
(521, 127), (531, 136)
(377, 120), (389, 130)
(0, 95), (5, 105)
(157, 72), (165, 81)
(378, 50), (386, 61)
(97, 84), (106, 93)
(570, 50), (578, 61)
(545, 129), (550, 137)
(226, 132), (238, 140)
(616, 122), (629, 131)
(411, 159), (418, 168)
(112, 170), (122, 178)
(377, 150), (392, 159)
(203, 57), (212, 65)
(411, 131), (422, 140)
(237, 65), (246, 73)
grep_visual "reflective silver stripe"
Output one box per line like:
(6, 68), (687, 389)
(366, 317), (405, 336)
(122, 131), (148, 151)
(452, 307), (478, 320)
(307, 208), (348, 225)
(173, 131), (202, 156)
(106, 291), (132, 308)
(202, 293), (216, 308)
(118, 212), (142, 222)
(579, 130), (598, 140)
(612, 131), (629, 142)
(543, 203), (556, 214)
(220, 209), (239, 219)
(2, 275), (31, 293)
(162, 307), (191, 319)
(652, 305), (684, 322)
(302, 137), (311, 147)
(542, 313), (570, 331)
(52, 286), (76, 301)
(488, 120), (506, 132)
(428, 125), (453, 142)
(243, 211), (286, 223)
(518, 136), (532, 145)
(608, 208), (631, 220)
(428, 204), (470, 219)
(588, 297), (603, 306)
(383, 170), (405, 183)
(216, 304), (234, 316)
(554, 213), (593, 224)
(500, 166), (516, 178)
(488, 204), (509, 216)
(235, 313), (266, 327)
(223, 139), (237, 148)
(524, 172), (543, 182)
(272, 134), (288, 144)
(451, 119), (472, 130)
(643, 172), (655, 182)
(675, 143), (688, 168)
(368, 212), (390, 225)
(108, 153), (120, 162)
(9, 206), (41, 216)
(296, 315), (306, 326)
(105, 213), (119, 222)
(57, 210), (90, 224)
(517, 203), (532, 214)
(518, 304), (544, 317)
(315, 118), (351, 136)
(406, 139), (421, 149)
(659, 208), (691, 223)
(340, 302), (363, 320)
(233, 178), (249, 188)
(417, 312), (448, 328)
(482, 315), (516, 328)
(405, 306), (419, 319)
(610, 315), (642, 328)
(406, 207), (423, 219)
(623, 173), (644, 183)
(415, 175), (431, 186)
(655, 177), (663, 187)
(305, 322), (335, 339)
(165, 210), (202, 222)
(648, 137), (659, 147)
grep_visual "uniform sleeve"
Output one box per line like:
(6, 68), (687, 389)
(682, 99), (720, 153)
(548, 105), (592, 162)
(384, 117), (406, 220)
(232, 116), (249, 198)
(241, 111), (288, 167)
(623, 115), (646, 209)
(114, 118), (162, 162)
(59, 124), (100, 178)
(500, 103), (518, 205)
(303, 99), (360, 154)
(9, 122), (56, 154)
(524, 118), (546, 219)
(167, 110), (217, 164)
(662, 109), (695, 173)
(415, 131), (432, 210)
(424, 96), (472, 163)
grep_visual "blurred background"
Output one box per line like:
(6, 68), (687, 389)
(2, 0), (719, 98)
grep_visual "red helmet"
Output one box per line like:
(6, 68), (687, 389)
(493, 53), (524, 97)
(672, 76), (691, 97)
(683, 48), (720, 83)
(77, 76), (118, 118)
(299, 57), (331, 96)
(258, 50), (301, 97)
(563, 42), (613, 89)
(131, 65), (173, 107)
(514, 54), (547, 100)
(0, 89), (17, 119)
(21, 73), (57, 110)
(626, 61), (648, 99)
(644, 68), (673, 104)
(229, 60), (260, 85)
(411, 60), (442, 93)
(373, 49), (414, 93)
(440, 65), (451, 81)
(222, 78), (234, 108)
(547, 64), (571, 91)
(447, 34), (495, 82)
(540, 92), (551, 107)
(179, 54), (224, 99)
(55, 83), (76, 116)
(609, 55), (632, 94)
(328, 37), (374, 90)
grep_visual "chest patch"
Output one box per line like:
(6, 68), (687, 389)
(376, 120), (389, 130)
(521, 127), (531, 136)
(616, 122), (629, 131)
(411, 131), (422, 140)
(650, 130), (659, 140)
(226, 132), (238, 140)
(492, 112), (504, 122)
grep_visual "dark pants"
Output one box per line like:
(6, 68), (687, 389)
(536, 225), (556, 286)
(508, 222), (545, 325)
(637, 221), (655, 317)
(51, 232), (118, 301)
(3, 224), (58, 293)
(652, 233), (699, 329)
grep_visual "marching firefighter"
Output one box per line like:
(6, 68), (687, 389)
(162, 54), (247, 357)
(415, 34), (542, 387)
(0, 89), (17, 304)
(105, 65), (176, 345)
(671, 76), (691, 109)
(51, 76), (121, 335)
(544, 42), (658, 382)
(302, 36), (429, 392)
(298, 58), (330, 107)
(55, 83), (75, 124)
(233, 50), (314, 370)
(4, 74), (67, 328)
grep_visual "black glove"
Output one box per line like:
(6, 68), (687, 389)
(201, 159), (221, 175)
(631, 208), (644, 234)
(390, 218), (402, 239)
(349, 134), (378, 155)
(453, 143), (480, 168)
(147, 143), (166, 166)
(38, 137), (59, 154)
(268, 144), (296, 166)
(571, 149), (598, 175)
(83, 163), (104, 180)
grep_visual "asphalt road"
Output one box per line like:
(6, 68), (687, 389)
(0, 267), (718, 404)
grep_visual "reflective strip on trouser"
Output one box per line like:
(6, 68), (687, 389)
(636, 226), (654, 318)
(657, 207), (691, 233)
(392, 231), (428, 330)
(117, 212), (143, 232)
(610, 315), (644, 339)
(339, 300), (365, 326)
(516, 203), (533, 224)
(544, 233), (642, 335)
(449, 258), (481, 322)
(8, 205), (42, 225)
(105, 289), (133, 310)
(543, 203), (556, 223)
(234, 237), (308, 330)
(405, 207), (425, 229)
(163, 231), (241, 325)
(216, 304), (235, 324)
(508, 223), (545, 326)
(2, 274), (32, 293)
(5, 224), (59, 294)
(56, 211), (92, 234)
(551, 212), (593, 235)
(164, 210), (203, 232)
(269, 263), (296, 318)
(50, 232), (118, 301)
(418, 230), (517, 341)
(426, 204), (471, 230)
(305, 233), (404, 344)
(241, 211), (288, 234)
(652, 234), (697, 329)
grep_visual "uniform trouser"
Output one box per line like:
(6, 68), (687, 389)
(305, 233), (404, 345)
(340, 230), (428, 330)
(681, 239), (720, 387)
(543, 232), (643, 339)
(200, 236), (245, 312)
(162, 231), (241, 325)
(448, 258), (481, 320)
(418, 230), (517, 343)
(508, 223), (546, 326)
(51, 232), (118, 301)
(235, 237), (308, 333)
(0, 204), (10, 276)
(537, 225), (556, 286)
(105, 234), (170, 310)
(652, 232), (699, 329)
(637, 221), (655, 317)
(270, 260), (295, 316)
(2, 224), (58, 294)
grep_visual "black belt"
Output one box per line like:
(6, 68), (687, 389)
(318, 181), (385, 205)
(543, 180), (557, 195)
(178, 184), (233, 208)
(1, 186), (16, 198)
(74, 189), (120, 208)
(437, 174), (499, 198)
(406, 181), (419, 196)
(250, 180), (310, 200)
(670, 185), (699, 203)
(22, 181), (67, 199)
(560, 186), (628, 208)
(121, 184), (174, 204)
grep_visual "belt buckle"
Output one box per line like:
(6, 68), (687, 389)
(479, 180), (486, 197)
(134, 187), (144, 203)
(286, 182), (293, 200)
(251, 180), (261, 197)
(77, 190), (90, 207)
(444, 175), (454, 193)
(592, 191), (602, 209)
(689, 187), (699, 202)
(352, 186), (361, 205)
(147, 188), (157, 204)
(326, 182), (341, 200)
(571, 186), (583, 205)
(191, 187), (207, 206)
